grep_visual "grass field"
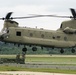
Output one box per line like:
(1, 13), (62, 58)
(25, 55), (76, 65)
(0, 55), (76, 74)
(0, 55), (76, 65)
(0, 66), (76, 74)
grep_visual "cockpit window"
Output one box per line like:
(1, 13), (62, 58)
(60, 24), (62, 28)
(2, 28), (8, 34)
(7, 30), (9, 33)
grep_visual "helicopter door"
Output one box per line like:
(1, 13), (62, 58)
(15, 30), (22, 43)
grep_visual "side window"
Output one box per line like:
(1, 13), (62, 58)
(57, 36), (60, 39)
(30, 33), (33, 37)
(52, 36), (55, 39)
(16, 31), (21, 36)
(41, 34), (44, 38)
(64, 36), (67, 41)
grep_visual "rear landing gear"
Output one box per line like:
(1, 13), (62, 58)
(71, 48), (75, 53)
(60, 48), (76, 54)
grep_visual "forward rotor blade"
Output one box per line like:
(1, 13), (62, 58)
(11, 15), (72, 19)
(0, 17), (4, 20)
(5, 12), (13, 19)
(11, 15), (48, 19)
(0, 12), (13, 20)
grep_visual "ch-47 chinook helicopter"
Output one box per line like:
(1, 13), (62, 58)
(0, 8), (76, 54)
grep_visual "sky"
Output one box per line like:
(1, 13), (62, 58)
(0, 0), (75, 31)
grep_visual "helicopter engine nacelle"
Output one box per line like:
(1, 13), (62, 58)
(63, 27), (76, 34)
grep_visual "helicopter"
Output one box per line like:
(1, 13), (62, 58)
(0, 8), (76, 54)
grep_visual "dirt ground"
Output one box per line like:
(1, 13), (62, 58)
(0, 71), (75, 75)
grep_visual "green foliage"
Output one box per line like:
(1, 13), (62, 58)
(0, 42), (76, 55)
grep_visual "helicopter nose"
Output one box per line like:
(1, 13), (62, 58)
(0, 32), (8, 40)
(0, 32), (5, 40)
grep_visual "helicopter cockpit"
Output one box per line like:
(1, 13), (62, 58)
(4, 20), (18, 28)
(1, 20), (18, 34)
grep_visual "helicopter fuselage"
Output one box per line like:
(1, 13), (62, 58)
(2, 26), (76, 49)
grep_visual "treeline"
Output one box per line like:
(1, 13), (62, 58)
(0, 42), (76, 55)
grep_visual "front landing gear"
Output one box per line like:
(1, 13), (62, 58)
(22, 47), (27, 53)
(16, 47), (27, 64)
(21, 47), (27, 64)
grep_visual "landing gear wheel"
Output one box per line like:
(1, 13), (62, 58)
(32, 47), (37, 51)
(60, 49), (64, 54)
(71, 49), (75, 53)
(22, 47), (27, 52)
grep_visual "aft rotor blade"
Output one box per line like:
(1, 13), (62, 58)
(30, 15), (72, 18)
(70, 8), (76, 19)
